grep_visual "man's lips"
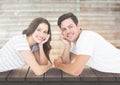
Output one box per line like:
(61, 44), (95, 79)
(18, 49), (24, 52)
(67, 33), (73, 38)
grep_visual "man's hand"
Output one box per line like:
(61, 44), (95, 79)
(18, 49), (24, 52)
(54, 57), (62, 69)
(61, 34), (71, 47)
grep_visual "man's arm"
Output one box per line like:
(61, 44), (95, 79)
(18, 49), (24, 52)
(60, 34), (72, 64)
(54, 54), (90, 76)
(61, 44), (71, 64)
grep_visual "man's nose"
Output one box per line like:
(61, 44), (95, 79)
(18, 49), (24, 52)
(66, 29), (70, 33)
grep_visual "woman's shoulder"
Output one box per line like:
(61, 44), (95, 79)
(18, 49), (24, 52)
(10, 34), (27, 43)
(12, 34), (26, 39)
(11, 34), (26, 41)
(12, 34), (30, 50)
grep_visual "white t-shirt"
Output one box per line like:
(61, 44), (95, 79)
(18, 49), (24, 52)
(71, 30), (120, 73)
(0, 34), (31, 72)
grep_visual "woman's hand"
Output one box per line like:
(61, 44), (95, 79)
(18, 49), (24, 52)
(39, 34), (50, 46)
(43, 34), (50, 44)
(54, 57), (62, 69)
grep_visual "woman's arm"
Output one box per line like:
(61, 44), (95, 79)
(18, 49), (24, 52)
(19, 50), (52, 75)
(33, 34), (50, 65)
(38, 34), (50, 65)
(39, 44), (48, 65)
(33, 45), (48, 65)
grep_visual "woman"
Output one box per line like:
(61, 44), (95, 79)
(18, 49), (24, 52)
(0, 17), (52, 75)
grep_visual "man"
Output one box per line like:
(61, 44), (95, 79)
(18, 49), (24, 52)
(54, 12), (120, 76)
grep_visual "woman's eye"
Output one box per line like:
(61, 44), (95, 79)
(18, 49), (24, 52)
(43, 31), (48, 34)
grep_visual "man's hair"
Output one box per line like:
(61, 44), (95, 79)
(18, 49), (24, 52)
(57, 12), (78, 28)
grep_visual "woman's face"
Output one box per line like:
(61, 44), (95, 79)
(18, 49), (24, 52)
(32, 23), (49, 43)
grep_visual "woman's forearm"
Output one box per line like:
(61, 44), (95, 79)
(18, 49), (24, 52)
(34, 63), (52, 75)
(39, 45), (48, 65)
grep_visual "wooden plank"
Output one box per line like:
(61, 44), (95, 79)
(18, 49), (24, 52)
(7, 65), (29, 81)
(62, 71), (80, 81)
(44, 68), (62, 81)
(0, 71), (11, 81)
(112, 73), (120, 81)
(26, 67), (44, 81)
(91, 69), (115, 81)
(80, 68), (98, 81)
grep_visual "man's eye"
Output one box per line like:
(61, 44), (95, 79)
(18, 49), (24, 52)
(69, 25), (73, 29)
(37, 29), (40, 31)
(62, 29), (66, 31)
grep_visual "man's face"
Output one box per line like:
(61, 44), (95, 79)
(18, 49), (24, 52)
(60, 18), (80, 43)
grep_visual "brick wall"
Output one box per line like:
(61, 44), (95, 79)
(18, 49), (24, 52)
(80, 0), (120, 48)
(0, 0), (120, 60)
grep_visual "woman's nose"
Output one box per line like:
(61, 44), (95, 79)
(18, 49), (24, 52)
(39, 32), (44, 37)
(40, 32), (47, 37)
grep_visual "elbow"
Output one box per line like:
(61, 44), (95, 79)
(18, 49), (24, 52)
(33, 70), (44, 76)
(71, 70), (83, 76)
(34, 72), (43, 76)
(72, 72), (81, 76)
(63, 60), (70, 64)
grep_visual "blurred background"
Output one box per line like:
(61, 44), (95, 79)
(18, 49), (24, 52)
(0, 0), (120, 61)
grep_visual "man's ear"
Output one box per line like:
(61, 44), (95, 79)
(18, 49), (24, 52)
(77, 23), (81, 30)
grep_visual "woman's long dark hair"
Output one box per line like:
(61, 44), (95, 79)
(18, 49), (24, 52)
(22, 17), (52, 63)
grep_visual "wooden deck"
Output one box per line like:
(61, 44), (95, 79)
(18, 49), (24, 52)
(0, 65), (120, 85)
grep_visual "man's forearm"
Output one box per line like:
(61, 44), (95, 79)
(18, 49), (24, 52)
(56, 63), (77, 76)
(61, 46), (71, 64)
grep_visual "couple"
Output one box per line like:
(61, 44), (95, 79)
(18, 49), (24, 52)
(0, 12), (120, 76)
